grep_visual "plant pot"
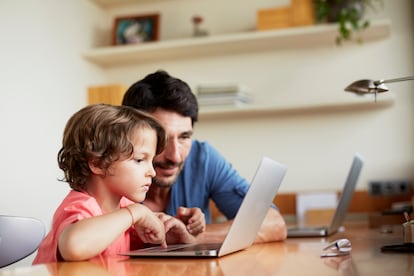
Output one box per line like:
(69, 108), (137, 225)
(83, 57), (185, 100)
(325, 0), (364, 22)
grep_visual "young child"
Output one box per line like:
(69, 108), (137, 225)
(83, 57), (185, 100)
(33, 104), (203, 264)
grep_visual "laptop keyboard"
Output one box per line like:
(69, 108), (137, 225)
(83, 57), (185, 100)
(139, 244), (196, 252)
(140, 243), (222, 252)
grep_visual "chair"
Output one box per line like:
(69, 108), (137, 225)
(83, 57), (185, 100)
(0, 215), (45, 268)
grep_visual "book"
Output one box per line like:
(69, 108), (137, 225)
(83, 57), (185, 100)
(195, 82), (252, 106)
(197, 92), (252, 106)
(196, 83), (248, 95)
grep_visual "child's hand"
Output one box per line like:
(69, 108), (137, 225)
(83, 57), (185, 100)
(131, 204), (167, 248)
(175, 207), (206, 236)
(156, 213), (197, 244)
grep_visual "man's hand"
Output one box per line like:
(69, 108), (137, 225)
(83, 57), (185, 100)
(156, 213), (197, 244)
(176, 207), (206, 235)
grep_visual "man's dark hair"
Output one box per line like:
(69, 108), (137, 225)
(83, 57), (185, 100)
(122, 70), (198, 125)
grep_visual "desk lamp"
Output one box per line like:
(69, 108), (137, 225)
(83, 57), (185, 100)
(344, 76), (414, 102)
(345, 75), (414, 252)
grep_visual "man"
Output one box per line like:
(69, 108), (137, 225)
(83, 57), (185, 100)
(122, 70), (287, 243)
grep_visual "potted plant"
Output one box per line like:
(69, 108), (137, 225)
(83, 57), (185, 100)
(314, 0), (382, 45)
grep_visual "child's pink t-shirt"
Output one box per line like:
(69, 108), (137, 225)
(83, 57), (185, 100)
(33, 190), (140, 264)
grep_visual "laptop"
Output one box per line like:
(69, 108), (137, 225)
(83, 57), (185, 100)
(287, 153), (364, 238)
(121, 156), (287, 257)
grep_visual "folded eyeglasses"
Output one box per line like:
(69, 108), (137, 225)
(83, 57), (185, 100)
(320, 238), (352, 257)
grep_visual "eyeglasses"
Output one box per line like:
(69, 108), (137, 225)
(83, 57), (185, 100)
(320, 238), (352, 257)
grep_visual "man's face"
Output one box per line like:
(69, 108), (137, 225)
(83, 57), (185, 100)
(150, 108), (193, 188)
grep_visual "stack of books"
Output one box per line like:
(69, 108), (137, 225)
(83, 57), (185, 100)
(195, 83), (252, 107)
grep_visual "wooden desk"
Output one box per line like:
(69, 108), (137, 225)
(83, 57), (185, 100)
(1, 222), (413, 275)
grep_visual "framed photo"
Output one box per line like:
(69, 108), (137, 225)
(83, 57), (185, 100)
(113, 14), (160, 45)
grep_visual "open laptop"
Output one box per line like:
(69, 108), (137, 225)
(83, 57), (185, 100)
(121, 156), (287, 257)
(287, 153), (364, 238)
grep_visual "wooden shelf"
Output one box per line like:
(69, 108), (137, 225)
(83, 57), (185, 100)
(198, 93), (395, 120)
(82, 19), (391, 67)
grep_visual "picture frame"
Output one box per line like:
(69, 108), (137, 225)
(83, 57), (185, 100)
(113, 14), (160, 46)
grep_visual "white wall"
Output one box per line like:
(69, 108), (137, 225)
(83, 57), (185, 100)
(0, 0), (104, 266)
(0, 0), (412, 267)
(105, 0), (414, 191)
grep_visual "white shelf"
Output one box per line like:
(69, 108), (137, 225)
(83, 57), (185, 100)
(198, 93), (395, 120)
(82, 19), (391, 67)
(90, 0), (161, 8)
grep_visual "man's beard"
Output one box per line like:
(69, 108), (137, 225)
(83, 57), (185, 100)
(151, 177), (175, 188)
(152, 160), (184, 188)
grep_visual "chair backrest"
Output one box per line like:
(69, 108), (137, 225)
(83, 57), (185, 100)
(0, 215), (45, 268)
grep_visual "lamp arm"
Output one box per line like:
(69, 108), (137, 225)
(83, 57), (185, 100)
(374, 76), (414, 86)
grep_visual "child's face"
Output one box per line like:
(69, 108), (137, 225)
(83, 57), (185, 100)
(104, 128), (157, 203)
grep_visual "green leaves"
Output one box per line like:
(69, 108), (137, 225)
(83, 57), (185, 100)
(314, 0), (380, 45)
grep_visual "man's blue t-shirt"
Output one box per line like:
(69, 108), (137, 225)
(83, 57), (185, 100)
(165, 140), (249, 223)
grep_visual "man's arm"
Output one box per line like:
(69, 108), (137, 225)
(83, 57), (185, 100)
(195, 208), (287, 244)
(255, 208), (287, 243)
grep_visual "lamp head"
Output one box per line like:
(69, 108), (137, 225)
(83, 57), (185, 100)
(344, 79), (389, 95)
